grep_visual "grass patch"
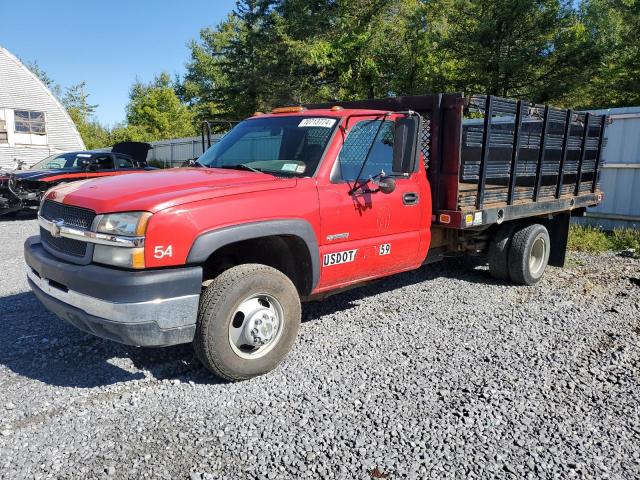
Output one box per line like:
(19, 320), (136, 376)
(568, 225), (640, 253)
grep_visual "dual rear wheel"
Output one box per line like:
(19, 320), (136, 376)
(488, 222), (551, 285)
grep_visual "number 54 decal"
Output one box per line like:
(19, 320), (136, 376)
(154, 245), (173, 259)
(379, 243), (391, 255)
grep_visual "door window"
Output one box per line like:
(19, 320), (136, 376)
(336, 120), (394, 182)
(93, 155), (114, 170)
(115, 154), (135, 169)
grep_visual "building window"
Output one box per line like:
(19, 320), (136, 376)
(14, 110), (46, 135)
(0, 119), (7, 143)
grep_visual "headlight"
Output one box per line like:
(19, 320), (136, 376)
(96, 212), (151, 236)
(93, 212), (151, 269)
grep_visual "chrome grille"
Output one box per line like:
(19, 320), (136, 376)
(41, 200), (96, 229)
(40, 200), (96, 258)
(40, 227), (87, 257)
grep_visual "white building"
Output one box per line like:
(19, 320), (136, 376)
(0, 45), (84, 170)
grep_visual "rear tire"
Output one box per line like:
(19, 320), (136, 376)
(507, 224), (550, 285)
(488, 223), (516, 281)
(194, 264), (301, 381)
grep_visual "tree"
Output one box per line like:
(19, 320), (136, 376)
(62, 82), (98, 124)
(579, 0), (640, 108)
(59, 82), (112, 149)
(122, 72), (197, 142)
(24, 60), (62, 99)
(425, 0), (598, 104)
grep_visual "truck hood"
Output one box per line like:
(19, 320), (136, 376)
(9, 169), (80, 182)
(47, 168), (297, 214)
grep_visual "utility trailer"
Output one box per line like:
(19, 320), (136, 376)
(26, 92), (607, 380)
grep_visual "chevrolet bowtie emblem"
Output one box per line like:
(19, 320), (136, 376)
(50, 219), (64, 238)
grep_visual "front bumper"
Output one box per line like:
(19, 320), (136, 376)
(24, 236), (203, 346)
(0, 188), (23, 215)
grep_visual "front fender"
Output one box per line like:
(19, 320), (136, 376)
(186, 219), (320, 291)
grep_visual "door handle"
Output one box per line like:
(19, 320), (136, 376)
(403, 192), (419, 205)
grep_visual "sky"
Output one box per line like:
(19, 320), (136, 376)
(1, 0), (237, 126)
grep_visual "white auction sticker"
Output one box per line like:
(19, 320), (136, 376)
(298, 118), (336, 128)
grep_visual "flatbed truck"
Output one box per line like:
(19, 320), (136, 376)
(25, 93), (607, 380)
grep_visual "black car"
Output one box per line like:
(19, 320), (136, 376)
(0, 142), (152, 216)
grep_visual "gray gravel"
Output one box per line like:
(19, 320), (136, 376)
(1, 216), (639, 479)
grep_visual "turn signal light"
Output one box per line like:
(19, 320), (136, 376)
(439, 214), (451, 224)
(131, 249), (146, 269)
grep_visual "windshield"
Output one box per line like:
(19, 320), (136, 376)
(30, 153), (91, 171)
(197, 115), (338, 176)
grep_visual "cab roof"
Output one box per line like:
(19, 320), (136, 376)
(253, 107), (392, 119)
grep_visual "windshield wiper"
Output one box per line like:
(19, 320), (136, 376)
(219, 164), (264, 174)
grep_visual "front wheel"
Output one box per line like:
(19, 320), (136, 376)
(194, 264), (301, 381)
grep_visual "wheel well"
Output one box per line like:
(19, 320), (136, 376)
(486, 213), (570, 267)
(200, 235), (314, 295)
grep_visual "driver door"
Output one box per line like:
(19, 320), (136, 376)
(316, 116), (423, 290)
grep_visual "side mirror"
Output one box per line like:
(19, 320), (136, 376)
(378, 176), (396, 194)
(392, 116), (421, 174)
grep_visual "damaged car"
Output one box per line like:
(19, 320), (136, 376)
(0, 142), (152, 216)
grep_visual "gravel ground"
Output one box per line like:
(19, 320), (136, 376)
(1, 216), (639, 479)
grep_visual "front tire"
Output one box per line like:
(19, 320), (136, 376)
(194, 264), (301, 381)
(507, 224), (550, 285)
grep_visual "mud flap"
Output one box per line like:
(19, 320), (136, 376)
(546, 213), (570, 267)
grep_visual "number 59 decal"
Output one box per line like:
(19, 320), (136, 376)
(379, 243), (391, 255)
(154, 245), (173, 259)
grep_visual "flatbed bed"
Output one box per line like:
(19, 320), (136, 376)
(309, 92), (607, 230)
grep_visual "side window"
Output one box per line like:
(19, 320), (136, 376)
(115, 155), (135, 169)
(336, 120), (394, 182)
(93, 155), (114, 170)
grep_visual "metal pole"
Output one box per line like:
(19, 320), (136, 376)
(555, 109), (572, 199)
(591, 115), (606, 193)
(533, 105), (550, 201)
(507, 100), (524, 205)
(476, 95), (493, 209)
(574, 113), (591, 196)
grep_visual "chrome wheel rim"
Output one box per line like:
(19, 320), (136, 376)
(228, 294), (284, 359)
(529, 236), (547, 277)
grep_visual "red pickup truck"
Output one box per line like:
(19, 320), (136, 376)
(24, 93), (607, 381)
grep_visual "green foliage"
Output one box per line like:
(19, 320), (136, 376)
(62, 82), (98, 123)
(25, 0), (640, 144)
(568, 225), (614, 252)
(610, 228), (640, 252)
(121, 72), (196, 142)
(578, 0), (640, 108)
(24, 60), (63, 99)
(180, 0), (640, 120)
(24, 62), (196, 148)
(61, 82), (112, 149)
(568, 225), (640, 253)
